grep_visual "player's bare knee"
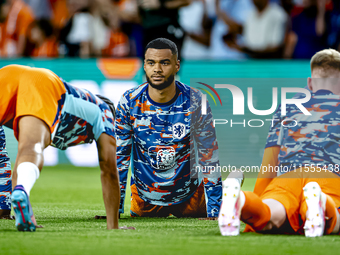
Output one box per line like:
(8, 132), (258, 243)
(17, 142), (43, 158)
(263, 199), (287, 229)
(16, 141), (45, 171)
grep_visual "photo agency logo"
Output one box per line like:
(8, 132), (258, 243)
(196, 81), (312, 128)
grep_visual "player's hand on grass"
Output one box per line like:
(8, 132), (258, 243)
(94, 214), (122, 219)
(0, 210), (14, 220)
(198, 217), (218, 221)
(0, 215), (15, 220)
(119, 226), (135, 230)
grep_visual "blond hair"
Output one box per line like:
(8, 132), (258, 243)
(310, 49), (340, 76)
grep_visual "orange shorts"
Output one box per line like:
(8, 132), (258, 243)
(130, 183), (207, 217)
(0, 65), (66, 139)
(246, 168), (340, 234)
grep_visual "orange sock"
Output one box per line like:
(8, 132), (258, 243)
(241, 191), (271, 231)
(300, 194), (338, 234)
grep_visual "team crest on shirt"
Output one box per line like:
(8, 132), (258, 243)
(172, 123), (186, 140)
(148, 146), (176, 170)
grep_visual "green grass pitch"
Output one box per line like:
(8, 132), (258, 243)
(0, 166), (339, 255)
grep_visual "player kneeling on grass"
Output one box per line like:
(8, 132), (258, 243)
(219, 49), (340, 237)
(115, 38), (222, 218)
(0, 64), (134, 231)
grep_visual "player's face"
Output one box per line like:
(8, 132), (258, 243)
(144, 48), (180, 90)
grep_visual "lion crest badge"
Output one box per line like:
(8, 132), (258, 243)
(172, 123), (186, 140)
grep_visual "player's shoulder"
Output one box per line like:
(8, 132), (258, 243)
(309, 90), (340, 106)
(176, 80), (202, 99)
(94, 95), (112, 114)
(175, 81), (204, 113)
(120, 82), (148, 104)
(312, 90), (340, 98)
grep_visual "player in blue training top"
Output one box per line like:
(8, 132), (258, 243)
(219, 49), (340, 237)
(0, 64), (133, 231)
(116, 38), (222, 218)
(0, 126), (12, 219)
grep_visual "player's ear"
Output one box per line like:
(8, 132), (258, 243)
(307, 77), (313, 91)
(176, 59), (180, 73)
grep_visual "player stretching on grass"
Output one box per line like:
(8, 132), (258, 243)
(0, 64), (126, 231)
(219, 49), (340, 237)
(116, 38), (222, 218)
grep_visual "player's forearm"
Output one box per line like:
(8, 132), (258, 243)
(204, 176), (222, 217)
(253, 146), (280, 196)
(117, 155), (131, 213)
(100, 166), (120, 229)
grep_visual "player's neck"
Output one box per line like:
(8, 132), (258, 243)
(148, 82), (177, 104)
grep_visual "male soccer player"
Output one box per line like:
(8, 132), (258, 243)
(0, 126), (12, 219)
(219, 48), (340, 237)
(116, 38), (222, 218)
(0, 64), (122, 231)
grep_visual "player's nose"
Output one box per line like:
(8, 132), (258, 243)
(153, 63), (162, 72)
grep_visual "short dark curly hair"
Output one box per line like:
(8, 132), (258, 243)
(145, 38), (178, 57)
